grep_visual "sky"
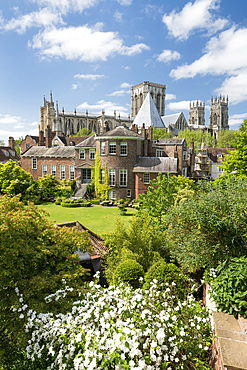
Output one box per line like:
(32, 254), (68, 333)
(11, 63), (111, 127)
(1, 0), (247, 145)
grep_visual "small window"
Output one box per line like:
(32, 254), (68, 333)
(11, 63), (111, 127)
(89, 149), (95, 160)
(143, 173), (150, 184)
(79, 149), (85, 159)
(101, 169), (105, 184)
(217, 154), (223, 159)
(120, 142), (127, 156)
(109, 169), (115, 186)
(60, 165), (65, 180)
(51, 165), (56, 177)
(69, 165), (75, 180)
(109, 190), (116, 200)
(42, 165), (47, 176)
(101, 142), (106, 156)
(127, 189), (131, 197)
(32, 158), (37, 170)
(119, 169), (127, 187)
(183, 151), (188, 161)
(109, 142), (116, 155)
(26, 144), (30, 149)
(156, 149), (163, 157)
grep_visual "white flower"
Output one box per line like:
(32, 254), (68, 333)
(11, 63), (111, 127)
(19, 314), (24, 319)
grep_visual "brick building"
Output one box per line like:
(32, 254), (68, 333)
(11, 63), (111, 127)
(0, 137), (20, 164)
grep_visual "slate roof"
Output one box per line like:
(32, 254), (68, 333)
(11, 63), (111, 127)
(76, 134), (97, 148)
(0, 147), (20, 163)
(207, 148), (235, 163)
(96, 126), (143, 139)
(21, 146), (75, 158)
(154, 138), (186, 146)
(161, 113), (182, 127)
(133, 157), (177, 173)
(133, 92), (166, 129)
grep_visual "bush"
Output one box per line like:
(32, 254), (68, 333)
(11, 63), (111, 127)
(61, 201), (91, 207)
(117, 204), (127, 215)
(113, 259), (144, 288)
(143, 260), (191, 302)
(91, 199), (100, 205)
(207, 257), (247, 318)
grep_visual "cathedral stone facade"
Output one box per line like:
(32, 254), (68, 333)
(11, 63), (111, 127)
(209, 95), (229, 139)
(189, 100), (205, 126)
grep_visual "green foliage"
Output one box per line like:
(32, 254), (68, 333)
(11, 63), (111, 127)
(85, 183), (95, 200)
(72, 128), (95, 137)
(91, 152), (111, 200)
(165, 179), (247, 272)
(221, 119), (247, 177)
(0, 139), (5, 146)
(91, 199), (100, 205)
(0, 160), (33, 195)
(61, 200), (91, 207)
(103, 211), (167, 285)
(113, 259), (144, 288)
(117, 203), (127, 215)
(143, 260), (191, 302)
(14, 137), (24, 156)
(177, 128), (215, 148)
(0, 195), (90, 366)
(216, 129), (237, 148)
(207, 257), (247, 318)
(138, 173), (197, 226)
(152, 127), (173, 140)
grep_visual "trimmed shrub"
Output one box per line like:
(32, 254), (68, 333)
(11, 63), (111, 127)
(61, 202), (91, 208)
(113, 259), (144, 288)
(143, 259), (191, 302)
(118, 204), (127, 216)
(91, 199), (100, 205)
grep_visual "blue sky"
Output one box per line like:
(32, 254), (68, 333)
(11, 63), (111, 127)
(1, 0), (247, 144)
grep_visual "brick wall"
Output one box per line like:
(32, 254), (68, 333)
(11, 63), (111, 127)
(21, 156), (76, 181)
(20, 136), (39, 154)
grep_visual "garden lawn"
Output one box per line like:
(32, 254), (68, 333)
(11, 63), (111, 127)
(37, 203), (137, 236)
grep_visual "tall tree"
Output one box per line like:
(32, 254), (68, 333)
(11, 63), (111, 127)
(216, 130), (237, 148)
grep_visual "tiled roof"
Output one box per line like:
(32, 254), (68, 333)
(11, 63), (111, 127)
(133, 156), (177, 173)
(154, 138), (185, 145)
(96, 126), (143, 139)
(76, 134), (97, 148)
(208, 148), (235, 163)
(133, 92), (166, 129)
(21, 146), (75, 158)
(0, 147), (20, 163)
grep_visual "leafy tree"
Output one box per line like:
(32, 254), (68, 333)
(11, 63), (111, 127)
(152, 127), (173, 140)
(177, 128), (215, 148)
(72, 128), (95, 137)
(103, 211), (167, 283)
(138, 173), (197, 226)
(216, 129), (237, 148)
(164, 179), (247, 272)
(0, 195), (90, 366)
(0, 160), (33, 195)
(14, 136), (24, 156)
(0, 139), (5, 146)
(91, 152), (111, 200)
(221, 119), (247, 177)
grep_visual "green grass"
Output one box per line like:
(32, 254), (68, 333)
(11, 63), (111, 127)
(37, 203), (137, 236)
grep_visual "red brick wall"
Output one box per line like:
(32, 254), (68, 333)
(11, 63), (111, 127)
(21, 156), (76, 181)
(209, 332), (225, 370)
(20, 136), (39, 154)
(96, 139), (143, 200)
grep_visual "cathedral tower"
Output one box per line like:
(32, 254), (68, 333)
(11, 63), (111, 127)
(131, 81), (166, 118)
(209, 95), (229, 139)
(189, 100), (205, 126)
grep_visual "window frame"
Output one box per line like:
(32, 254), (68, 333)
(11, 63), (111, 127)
(69, 165), (75, 180)
(156, 149), (163, 157)
(109, 169), (115, 186)
(51, 165), (56, 177)
(109, 142), (116, 155)
(100, 142), (106, 156)
(42, 164), (47, 176)
(101, 169), (105, 184)
(89, 149), (95, 160)
(60, 165), (66, 180)
(127, 189), (131, 198)
(119, 169), (127, 187)
(79, 149), (85, 160)
(143, 173), (150, 184)
(120, 142), (127, 156)
(32, 157), (37, 170)
(109, 190), (116, 200)
(183, 151), (188, 161)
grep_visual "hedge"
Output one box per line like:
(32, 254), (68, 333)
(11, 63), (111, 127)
(61, 202), (91, 208)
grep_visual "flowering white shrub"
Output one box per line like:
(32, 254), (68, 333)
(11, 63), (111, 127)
(18, 277), (212, 370)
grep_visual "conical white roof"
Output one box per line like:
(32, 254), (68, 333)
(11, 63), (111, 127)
(133, 92), (166, 129)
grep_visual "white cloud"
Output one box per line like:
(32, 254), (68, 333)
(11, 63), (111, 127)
(107, 89), (130, 97)
(0, 114), (23, 125)
(74, 73), (105, 80)
(170, 26), (247, 104)
(30, 23), (149, 61)
(0, 128), (39, 148)
(122, 66), (130, 70)
(31, 0), (99, 14)
(116, 0), (132, 6)
(114, 11), (123, 23)
(166, 100), (191, 111)
(77, 100), (128, 115)
(228, 113), (247, 126)
(163, 0), (228, 41)
(30, 121), (39, 126)
(71, 84), (78, 89)
(1, 8), (64, 34)
(166, 93), (176, 101)
(157, 50), (181, 63)
(120, 82), (131, 88)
